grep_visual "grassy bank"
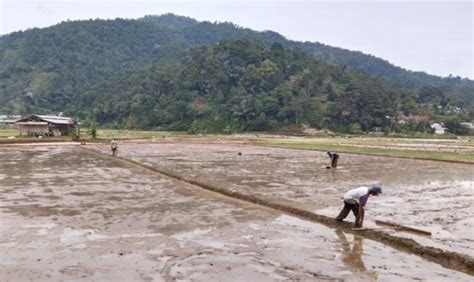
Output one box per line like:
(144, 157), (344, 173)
(0, 128), (179, 141)
(0, 129), (18, 138)
(94, 129), (179, 140)
(256, 139), (474, 164)
(2, 128), (473, 164)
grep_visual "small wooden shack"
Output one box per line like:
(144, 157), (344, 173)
(16, 115), (77, 136)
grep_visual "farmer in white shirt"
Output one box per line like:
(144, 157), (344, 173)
(111, 140), (118, 156)
(335, 185), (382, 227)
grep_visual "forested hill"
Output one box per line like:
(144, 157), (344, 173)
(139, 15), (474, 94)
(0, 14), (472, 133)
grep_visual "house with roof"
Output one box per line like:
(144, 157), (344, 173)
(0, 115), (21, 128)
(430, 123), (447, 135)
(460, 122), (474, 130)
(16, 115), (77, 136)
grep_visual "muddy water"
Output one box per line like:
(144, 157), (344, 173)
(1, 145), (472, 280)
(90, 141), (474, 256)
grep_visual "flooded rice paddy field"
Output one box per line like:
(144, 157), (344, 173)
(91, 141), (474, 256)
(0, 144), (472, 281)
(279, 137), (474, 153)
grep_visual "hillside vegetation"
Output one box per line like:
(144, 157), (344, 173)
(0, 14), (472, 133)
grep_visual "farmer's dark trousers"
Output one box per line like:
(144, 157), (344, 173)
(336, 200), (359, 220)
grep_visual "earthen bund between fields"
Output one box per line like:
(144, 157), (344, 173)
(82, 146), (474, 276)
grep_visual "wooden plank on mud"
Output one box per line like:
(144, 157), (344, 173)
(352, 227), (402, 231)
(375, 219), (432, 236)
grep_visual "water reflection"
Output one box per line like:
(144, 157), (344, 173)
(336, 230), (378, 279)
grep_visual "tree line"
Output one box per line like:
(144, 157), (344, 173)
(0, 15), (472, 134)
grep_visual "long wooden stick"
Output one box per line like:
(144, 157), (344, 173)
(375, 219), (432, 236)
(352, 227), (402, 231)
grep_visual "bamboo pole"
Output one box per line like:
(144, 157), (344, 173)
(352, 227), (402, 231)
(375, 219), (432, 236)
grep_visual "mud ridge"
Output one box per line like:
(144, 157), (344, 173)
(254, 144), (474, 165)
(0, 139), (75, 145)
(82, 147), (474, 276)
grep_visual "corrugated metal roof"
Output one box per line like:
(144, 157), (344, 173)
(17, 122), (48, 125)
(0, 115), (21, 122)
(16, 115), (76, 125)
(37, 116), (74, 125)
(37, 115), (70, 120)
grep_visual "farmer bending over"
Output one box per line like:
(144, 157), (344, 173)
(111, 140), (118, 156)
(335, 185), (382, 228)
(327, 152), (339, 168)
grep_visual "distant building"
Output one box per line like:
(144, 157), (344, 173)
(431, 123), (447, 135)
(460, 122), (474, 129)
(453, 107), (462, 114)
(0, 115), (22, 128)
(436, 105), (463, 115)
(16, 115), (77, 136)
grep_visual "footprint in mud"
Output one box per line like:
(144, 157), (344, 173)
(69, 192), (95, 197)
(60, 209), (82, 216)
(2, 204), (59, 217)
(59, 265), (94, 277)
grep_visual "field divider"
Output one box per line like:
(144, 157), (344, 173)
(80, 146), (474, 276)
(252, 143), (474, 164)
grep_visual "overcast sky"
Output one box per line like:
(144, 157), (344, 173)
(1, 0), (472, 79)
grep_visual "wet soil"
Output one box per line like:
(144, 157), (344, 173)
(90, 141), (474, 257)
(1, 145), (472, 280)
